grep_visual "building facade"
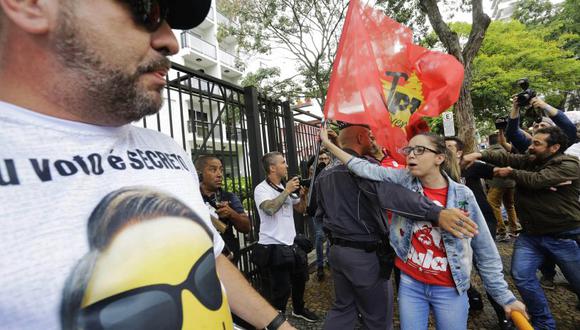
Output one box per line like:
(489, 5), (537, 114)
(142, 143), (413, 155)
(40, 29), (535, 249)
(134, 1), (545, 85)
(490, 0), (519, 20)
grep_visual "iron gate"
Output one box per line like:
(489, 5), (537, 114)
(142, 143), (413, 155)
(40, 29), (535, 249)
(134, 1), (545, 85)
(135, 62), (321, 288)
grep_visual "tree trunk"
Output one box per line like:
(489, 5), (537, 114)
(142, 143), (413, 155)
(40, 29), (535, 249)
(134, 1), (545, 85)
(455, 66), (477, 153)
(420, 0), (490, 152)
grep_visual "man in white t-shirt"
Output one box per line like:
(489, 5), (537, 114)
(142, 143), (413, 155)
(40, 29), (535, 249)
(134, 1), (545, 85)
(0, 1), (293, 329)
(254, 152), (319, 322)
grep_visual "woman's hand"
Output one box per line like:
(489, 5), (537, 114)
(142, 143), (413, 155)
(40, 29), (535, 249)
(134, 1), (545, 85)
(504, 300), (528, 320)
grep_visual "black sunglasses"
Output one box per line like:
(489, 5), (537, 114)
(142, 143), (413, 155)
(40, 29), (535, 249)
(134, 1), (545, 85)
(124, 0), (169, 32)
(401, 145), (440, 156)
(79, 250), (222, 330)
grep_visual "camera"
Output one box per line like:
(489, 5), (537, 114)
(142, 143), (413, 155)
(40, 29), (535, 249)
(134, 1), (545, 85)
(292, 175), (311, 189)
(494, 117), (508, 130)
(515, 78), (537, 107)
(285, 175), (309, 198)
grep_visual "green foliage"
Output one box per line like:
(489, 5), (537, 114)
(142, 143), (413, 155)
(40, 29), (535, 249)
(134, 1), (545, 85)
(514, 0), (580, 57)
(375, 0), (429, 42)
(218, 0), (349, 106)
(224, 176), (253, 201)
(468, 20), (580, 126)
(513, 0), (555, 26)
(424, 114), (443, 134)
(223, 176), (254, 211)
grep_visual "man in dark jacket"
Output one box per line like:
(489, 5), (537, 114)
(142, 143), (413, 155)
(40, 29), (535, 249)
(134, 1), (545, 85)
(463, 126), (580, 330)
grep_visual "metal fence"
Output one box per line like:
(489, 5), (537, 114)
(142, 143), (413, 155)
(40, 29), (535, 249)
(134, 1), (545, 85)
(134, 62), (321, 289)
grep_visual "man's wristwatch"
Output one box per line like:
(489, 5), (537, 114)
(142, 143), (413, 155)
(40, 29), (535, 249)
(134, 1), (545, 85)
(265, 312), (286, 330)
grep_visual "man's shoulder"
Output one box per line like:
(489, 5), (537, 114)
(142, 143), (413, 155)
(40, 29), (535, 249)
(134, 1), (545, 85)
(254, 180), (271, 194)
(316, 163), (347, 180)
(221, 190), (241, 201)
(550, 154), (580, 167)
(129, 126), (179, 144)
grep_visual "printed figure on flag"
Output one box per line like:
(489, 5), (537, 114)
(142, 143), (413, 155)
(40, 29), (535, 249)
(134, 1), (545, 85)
(324, 0), (464, 164)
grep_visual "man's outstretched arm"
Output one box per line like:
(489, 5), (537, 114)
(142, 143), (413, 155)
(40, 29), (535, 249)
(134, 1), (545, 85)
(216, 255), (295, 329)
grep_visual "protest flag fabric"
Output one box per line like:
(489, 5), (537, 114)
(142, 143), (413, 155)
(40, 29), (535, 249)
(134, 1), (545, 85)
(323, 0), (464, 164)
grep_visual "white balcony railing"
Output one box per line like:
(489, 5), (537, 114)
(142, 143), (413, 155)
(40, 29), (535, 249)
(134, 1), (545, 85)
(219, 49), (237, 68)
(181, 33), (217, 59)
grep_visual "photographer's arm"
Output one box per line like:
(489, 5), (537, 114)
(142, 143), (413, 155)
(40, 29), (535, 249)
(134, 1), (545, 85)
(533, 98), (578, 144)
(509, 96), (520, 119)
(506, 97), (531, 152)
(259, 177), (300, 216)
(498, 129), (512, 152)
(260, 192), (290, 216)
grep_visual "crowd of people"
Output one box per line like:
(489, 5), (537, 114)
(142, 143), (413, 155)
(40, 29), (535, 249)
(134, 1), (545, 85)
(0, 0), (578, 330)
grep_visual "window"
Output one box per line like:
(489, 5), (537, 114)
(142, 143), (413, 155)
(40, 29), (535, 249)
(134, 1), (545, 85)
(188, 110), (209, 138)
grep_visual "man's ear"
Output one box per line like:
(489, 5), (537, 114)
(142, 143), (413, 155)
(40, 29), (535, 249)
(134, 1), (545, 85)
(0, 0), (54, 34)
(356, 132), (364, 145)
(549, 144), (561, 154)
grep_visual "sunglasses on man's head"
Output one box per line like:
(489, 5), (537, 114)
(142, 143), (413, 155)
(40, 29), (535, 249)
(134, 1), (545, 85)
(124, 0), (169, 32)
(400, 145), (440, 156)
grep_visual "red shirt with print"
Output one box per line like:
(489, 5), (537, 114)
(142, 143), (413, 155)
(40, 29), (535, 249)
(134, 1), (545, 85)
(395, 186), (455, 287)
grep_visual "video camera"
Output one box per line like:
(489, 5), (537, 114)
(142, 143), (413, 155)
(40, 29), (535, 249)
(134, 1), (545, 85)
(515, 78), (537, 108)
(494, 117), (508, 130)
(515, 78), (543, 127)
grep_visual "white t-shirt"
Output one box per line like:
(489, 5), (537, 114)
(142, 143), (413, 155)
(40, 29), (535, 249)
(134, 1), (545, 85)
(565, 142), (580, 158)
(0, 102), (224, 330)
(254, 180), (299, 246)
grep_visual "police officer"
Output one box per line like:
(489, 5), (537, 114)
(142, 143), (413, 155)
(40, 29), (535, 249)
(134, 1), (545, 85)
(314, 123), (478, 330)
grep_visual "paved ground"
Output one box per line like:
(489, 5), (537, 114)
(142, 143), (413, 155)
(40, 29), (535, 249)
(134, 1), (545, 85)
(284, 239), (579, 330)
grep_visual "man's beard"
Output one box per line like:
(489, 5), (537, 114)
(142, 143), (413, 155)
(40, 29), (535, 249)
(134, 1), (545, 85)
(52, 7), (170, 125)
(529, 150), (549, 163)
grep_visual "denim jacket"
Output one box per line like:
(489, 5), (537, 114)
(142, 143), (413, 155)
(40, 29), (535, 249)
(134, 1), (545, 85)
(347, 158), (516, 306)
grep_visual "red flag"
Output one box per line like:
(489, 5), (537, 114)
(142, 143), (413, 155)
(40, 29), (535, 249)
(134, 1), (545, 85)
(324, 0), (464, 164)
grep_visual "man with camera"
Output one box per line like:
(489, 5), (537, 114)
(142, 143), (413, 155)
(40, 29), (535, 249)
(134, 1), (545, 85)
(463, 126), (580, 330)
(254, 152), (319, 322)
(196, 155), (251, 263)
(506, 79), (577, 154)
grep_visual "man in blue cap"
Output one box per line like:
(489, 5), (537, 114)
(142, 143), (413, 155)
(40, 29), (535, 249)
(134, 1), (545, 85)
(0, 1), (294, 329)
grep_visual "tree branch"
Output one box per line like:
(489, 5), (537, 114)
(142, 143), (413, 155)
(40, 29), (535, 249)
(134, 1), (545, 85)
(462, 0), (491, 64)
(419, 0), (463, 61)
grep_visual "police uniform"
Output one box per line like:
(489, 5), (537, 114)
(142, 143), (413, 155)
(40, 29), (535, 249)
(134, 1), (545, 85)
(314, 150), (443, 330)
